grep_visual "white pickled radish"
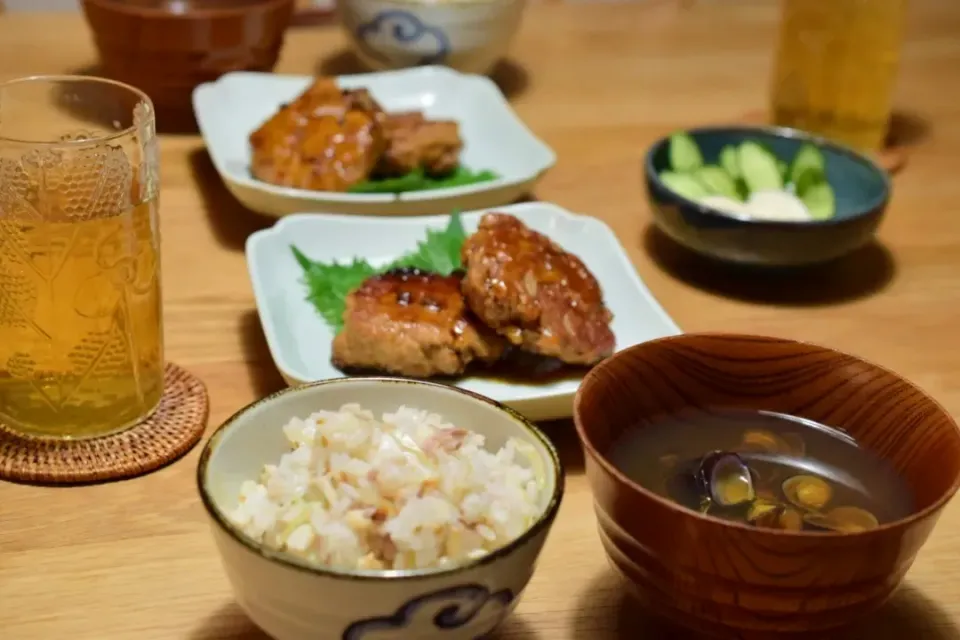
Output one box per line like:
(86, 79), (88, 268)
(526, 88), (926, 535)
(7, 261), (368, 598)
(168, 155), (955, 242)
(699, 195), (752, 218)
(744, 190), (813, 222)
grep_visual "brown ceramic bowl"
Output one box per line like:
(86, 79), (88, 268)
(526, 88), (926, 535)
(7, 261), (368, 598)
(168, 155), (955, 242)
(573, 333), (960, 639)
(81, 0), (294, 124)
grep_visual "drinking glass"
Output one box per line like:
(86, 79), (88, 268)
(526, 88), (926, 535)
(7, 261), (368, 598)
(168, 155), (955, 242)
(770, 0), (908, 152)
(0, 76), (163, 439)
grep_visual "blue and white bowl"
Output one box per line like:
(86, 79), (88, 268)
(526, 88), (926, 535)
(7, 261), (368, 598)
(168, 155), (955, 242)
(337, 0), (526, 75)
(197, 377), (563, 640)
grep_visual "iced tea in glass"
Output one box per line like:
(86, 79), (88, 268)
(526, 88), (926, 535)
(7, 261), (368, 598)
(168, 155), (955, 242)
(0, 76), (163, 439)
(770, 0), (907, 151)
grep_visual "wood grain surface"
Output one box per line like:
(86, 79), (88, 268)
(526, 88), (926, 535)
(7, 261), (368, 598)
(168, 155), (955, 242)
(574, 333), (960, 638)
(2, 2), (960, 638)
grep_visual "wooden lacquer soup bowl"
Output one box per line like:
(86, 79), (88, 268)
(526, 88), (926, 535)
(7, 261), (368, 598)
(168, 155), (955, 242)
(573, 334), (960, 639)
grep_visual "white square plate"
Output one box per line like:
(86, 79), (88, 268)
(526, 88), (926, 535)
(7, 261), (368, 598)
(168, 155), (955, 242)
(192, 67), (556, 217)
(245, 202), (681, 421)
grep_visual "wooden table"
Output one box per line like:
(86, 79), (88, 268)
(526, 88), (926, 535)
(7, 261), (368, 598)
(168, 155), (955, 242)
(3, 2), (960, 638)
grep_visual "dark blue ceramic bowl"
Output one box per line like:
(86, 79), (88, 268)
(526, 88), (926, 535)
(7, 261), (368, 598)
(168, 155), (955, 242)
(644, 126), (891, 267)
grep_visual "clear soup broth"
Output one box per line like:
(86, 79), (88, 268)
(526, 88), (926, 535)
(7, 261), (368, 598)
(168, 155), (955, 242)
(607, 409), (914, 532)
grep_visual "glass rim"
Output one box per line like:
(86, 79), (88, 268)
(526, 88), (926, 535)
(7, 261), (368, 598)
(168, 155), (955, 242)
(0, 74), (155, 147)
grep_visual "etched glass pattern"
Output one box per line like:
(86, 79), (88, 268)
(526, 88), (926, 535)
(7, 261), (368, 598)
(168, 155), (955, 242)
(0, 76), (163, 439)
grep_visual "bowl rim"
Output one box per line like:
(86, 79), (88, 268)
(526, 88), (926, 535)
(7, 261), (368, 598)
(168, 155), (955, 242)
(573, 332), (960, 539)
(81, 0), (294, 19)
(197, 376), (565, 581)
(644, 124), (892, 228)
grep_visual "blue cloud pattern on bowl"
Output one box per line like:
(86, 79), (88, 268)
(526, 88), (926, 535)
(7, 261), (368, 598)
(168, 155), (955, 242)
(343, 584), (514, 639)
(356, 10), (451, 66)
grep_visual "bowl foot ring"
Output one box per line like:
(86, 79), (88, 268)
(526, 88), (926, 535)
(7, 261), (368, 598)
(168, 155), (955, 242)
(0, 362), (209, 485)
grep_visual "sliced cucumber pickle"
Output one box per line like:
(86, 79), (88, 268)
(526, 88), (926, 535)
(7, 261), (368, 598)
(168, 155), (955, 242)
(789, 143), (827, 187)
(660, 133), (833, 220)
(794, 166), (827, 198)
(800, 182), (836, 220)
(738, 141), (784, 193)
(659, 171), (710, 201)
(668, 133), (704, 173)
(719, 145), (741, 180)
(695, 165), (741, 201)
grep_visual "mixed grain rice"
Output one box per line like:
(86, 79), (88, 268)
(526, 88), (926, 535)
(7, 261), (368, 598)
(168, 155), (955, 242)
(228, 404), (544, 571)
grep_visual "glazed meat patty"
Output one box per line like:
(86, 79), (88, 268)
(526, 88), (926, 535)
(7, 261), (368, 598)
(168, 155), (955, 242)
(460, 213), (615, 365)
(332, 268), (507, 378)
(249, 80), (387, 192)
(376, 112), (462, 178)
(249, 77), (463, 192)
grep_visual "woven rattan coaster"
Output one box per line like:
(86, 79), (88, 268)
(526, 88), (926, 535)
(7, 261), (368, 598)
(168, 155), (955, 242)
(0, 362), (209, 485)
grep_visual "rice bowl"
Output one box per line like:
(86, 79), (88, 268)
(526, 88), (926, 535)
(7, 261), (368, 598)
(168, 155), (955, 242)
(228, 404), (546, 572)
(197, 377), (562, 640)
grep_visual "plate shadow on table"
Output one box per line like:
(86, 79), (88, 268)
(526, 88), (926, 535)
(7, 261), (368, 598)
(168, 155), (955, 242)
(491, 614), (539, 639)
(573, 570), (960, 639)
(190, 148), (276, 252)
(240, 309), (289, 399)
(315, 49), (531, 100)
(538, 418), (585, 475)
(847, 584), (960, 640)
(513, 193), (540, 205)
(572, 570), (685, 640)
(642, 225), (896, 307)
(189, 601), (271, 640)
(885, 110), (932, 148)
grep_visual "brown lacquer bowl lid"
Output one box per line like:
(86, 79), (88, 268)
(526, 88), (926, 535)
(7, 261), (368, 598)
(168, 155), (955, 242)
(81, 0), (295, 126)
(574, 333), (960, 639)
